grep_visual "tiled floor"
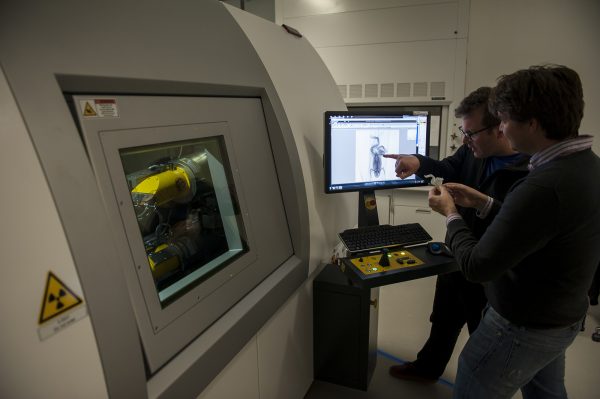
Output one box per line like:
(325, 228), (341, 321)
(306, 276), (600, 399)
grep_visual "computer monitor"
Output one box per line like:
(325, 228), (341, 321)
(324, 110), (430, 226)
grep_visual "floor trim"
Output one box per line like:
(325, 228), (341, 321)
(376, 349), (455, 389)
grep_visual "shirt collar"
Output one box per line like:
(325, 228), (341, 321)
(528, 135), (594, 170)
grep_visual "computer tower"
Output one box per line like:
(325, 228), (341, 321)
(313, 264), (379, 391)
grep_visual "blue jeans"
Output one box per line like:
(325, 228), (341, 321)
(453, 306), (581, 399)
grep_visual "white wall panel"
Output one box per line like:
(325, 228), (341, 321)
(316, 40), (457, 94)
(284, 2), (459, 48)
(283, 0), (453, 18)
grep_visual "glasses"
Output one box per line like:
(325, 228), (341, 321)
(458, 124), (499, 139)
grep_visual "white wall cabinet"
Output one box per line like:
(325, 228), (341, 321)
(391, 188), (446, 241)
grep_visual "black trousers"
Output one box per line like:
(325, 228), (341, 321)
(589, 263), (599, 305)
(412, 271), (487, 378)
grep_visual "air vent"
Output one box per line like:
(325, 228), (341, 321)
(349, 84), (363, 98)
(342, 81), (448, 99)
(430, 81), (445, 98)
(380, 83), (394, 97)
(413, 82), (428, 97)
(396, 83), (411, 97)
(365, 84), (378, 98)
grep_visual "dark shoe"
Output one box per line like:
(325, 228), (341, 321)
(389, 362), (438, 383)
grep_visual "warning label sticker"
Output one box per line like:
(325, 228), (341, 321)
(37, 271), (87, 341)
(39, 271), (83, 323)
(80, 98), (119, 118)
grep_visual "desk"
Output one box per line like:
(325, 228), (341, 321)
(313, 245), (456, 390)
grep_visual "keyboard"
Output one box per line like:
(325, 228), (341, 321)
(339, 223), (432, 253)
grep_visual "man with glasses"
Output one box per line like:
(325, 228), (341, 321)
(382, 86), (529, 383)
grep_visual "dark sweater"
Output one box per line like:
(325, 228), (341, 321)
(447, 149), (600, 327)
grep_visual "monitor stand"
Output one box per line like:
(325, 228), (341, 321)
(358, 190), (379, 228)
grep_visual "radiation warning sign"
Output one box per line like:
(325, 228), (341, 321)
(37, 271), (87, 341)
(39, 272), (83, 324)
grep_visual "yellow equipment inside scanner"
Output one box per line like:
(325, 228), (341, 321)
(347, 249), (424, 275)
(148, 243), (181, 280)
(132, 166), (192, 206)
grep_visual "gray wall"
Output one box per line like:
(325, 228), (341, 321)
(466, 0), (600, 154)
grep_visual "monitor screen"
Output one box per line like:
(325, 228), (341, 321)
(324, 111), (429, 193)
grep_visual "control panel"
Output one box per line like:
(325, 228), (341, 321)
(339, 245), (457, 288)
(344, 249), (424, 276)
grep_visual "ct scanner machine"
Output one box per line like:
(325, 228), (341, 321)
(0, 1), (353, 397)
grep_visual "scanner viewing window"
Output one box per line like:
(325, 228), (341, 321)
(119, 136), (248, 305)
(73, 95), (290, 372)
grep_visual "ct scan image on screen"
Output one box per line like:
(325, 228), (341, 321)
(325, 112), (428, 193)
